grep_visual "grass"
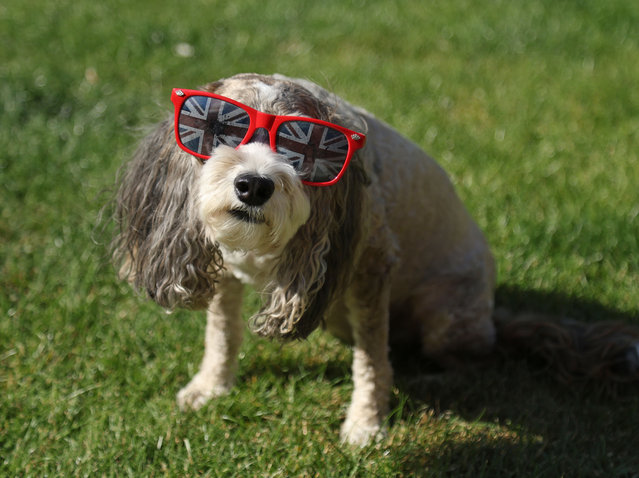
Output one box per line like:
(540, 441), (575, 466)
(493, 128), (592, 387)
(1, 0), (638, 475)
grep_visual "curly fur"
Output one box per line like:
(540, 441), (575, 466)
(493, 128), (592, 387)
(251, 166), (367, 340)
(112, 73), (639, 446)
(113, 123), (223, 309)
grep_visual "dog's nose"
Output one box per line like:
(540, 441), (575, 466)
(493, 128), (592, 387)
(234, 173), (275, 206)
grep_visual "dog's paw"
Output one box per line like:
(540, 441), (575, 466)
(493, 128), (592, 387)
(340, 417), (386, 447)
(176, 374), (232, 411)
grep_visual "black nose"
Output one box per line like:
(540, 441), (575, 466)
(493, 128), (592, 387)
(234, 173), (275, 206)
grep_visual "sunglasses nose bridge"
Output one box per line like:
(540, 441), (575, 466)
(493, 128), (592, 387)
(247, 127), (271, 146)
(244, 111), (277, 148)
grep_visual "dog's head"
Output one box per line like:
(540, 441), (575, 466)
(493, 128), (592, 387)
(114, 74), (369, 339)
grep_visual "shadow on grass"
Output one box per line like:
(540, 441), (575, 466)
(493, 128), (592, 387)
(494, 284), (639, 324)
(236, 285), (639, 475)
(391, 358), (639, 476)
(390, 285), (639, 476)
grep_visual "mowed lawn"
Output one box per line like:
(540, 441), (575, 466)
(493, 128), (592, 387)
(1, 0), (638, 476)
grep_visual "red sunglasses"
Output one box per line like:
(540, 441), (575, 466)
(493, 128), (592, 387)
(171, 88), (366, 186)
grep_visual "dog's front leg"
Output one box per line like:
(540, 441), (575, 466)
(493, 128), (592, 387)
(177, 276), (244, 411)
(340, 282), (393, 446)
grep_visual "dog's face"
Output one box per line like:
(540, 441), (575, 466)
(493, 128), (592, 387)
(198, 142), (311, 254)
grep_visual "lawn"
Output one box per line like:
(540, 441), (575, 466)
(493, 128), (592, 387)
(1, 0), (638, 476)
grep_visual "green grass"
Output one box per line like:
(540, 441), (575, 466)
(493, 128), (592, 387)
(1, 0), (638, 475)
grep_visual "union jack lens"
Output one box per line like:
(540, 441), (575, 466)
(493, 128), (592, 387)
(176, 95), (356, 184)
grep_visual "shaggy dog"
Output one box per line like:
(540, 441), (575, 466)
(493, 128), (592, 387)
(113, 73), (638, 446)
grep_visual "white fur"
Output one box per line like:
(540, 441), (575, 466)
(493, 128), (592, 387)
(198, 143), (310, 256)
(177, 276), (245, 409)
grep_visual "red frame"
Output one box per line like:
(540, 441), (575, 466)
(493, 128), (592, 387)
(171, 88), (366, 186)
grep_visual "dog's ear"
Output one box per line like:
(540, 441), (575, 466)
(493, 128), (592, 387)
(248, 89), (371, 340)
(250, 152), (369, 340)
(113, 120), (222, 309)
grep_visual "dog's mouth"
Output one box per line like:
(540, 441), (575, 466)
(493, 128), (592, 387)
(229, 208), (266, 224)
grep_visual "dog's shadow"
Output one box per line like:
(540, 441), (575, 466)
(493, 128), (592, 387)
(388, 284), (639, 475)
(239, 285), (638, 473)
(244, 285), (638, 473)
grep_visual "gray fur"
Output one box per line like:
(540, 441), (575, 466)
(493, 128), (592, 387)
(113, 121), (222, 310)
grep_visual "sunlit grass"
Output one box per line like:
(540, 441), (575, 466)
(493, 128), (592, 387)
(1, 0), (638, 475)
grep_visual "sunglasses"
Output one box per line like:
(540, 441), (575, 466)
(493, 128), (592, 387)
(171, 88), (366, 186)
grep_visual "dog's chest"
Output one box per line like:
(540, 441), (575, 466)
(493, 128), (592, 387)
(220, 247), (278, 287)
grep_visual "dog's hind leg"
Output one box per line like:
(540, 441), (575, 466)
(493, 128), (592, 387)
(389, 275), (496, 366)
(420, 308), (496, 364)
(177, 276), (244, 411)
(414, 279), (496, 364)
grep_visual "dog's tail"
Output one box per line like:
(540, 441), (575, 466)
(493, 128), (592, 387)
(493, 309), (639, 384)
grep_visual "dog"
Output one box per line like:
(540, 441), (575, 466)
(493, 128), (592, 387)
(112, 73), (638, 446)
